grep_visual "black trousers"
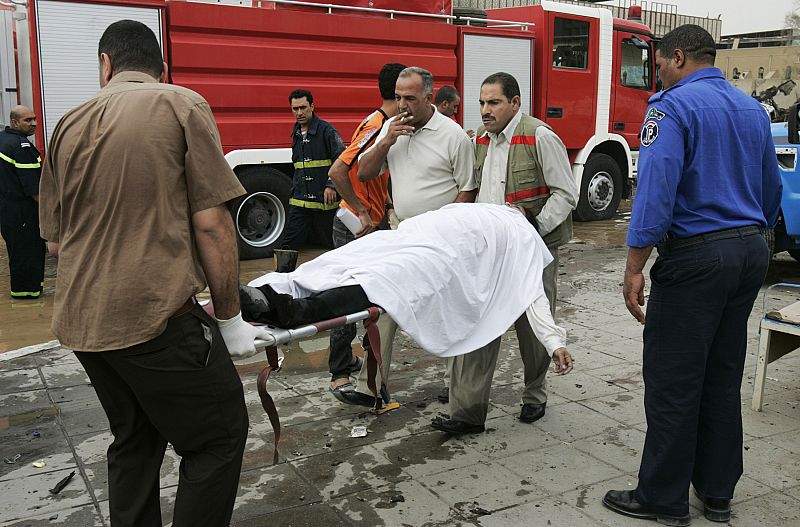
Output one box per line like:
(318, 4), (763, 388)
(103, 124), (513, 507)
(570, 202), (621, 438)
(281, 204), (336, 250)
(635, 233), (769, 516)
(329, 216), (358, 380)
(76, 305), (248, 527)
(251, 283), (372, 329)
(0, 202), (45, 297)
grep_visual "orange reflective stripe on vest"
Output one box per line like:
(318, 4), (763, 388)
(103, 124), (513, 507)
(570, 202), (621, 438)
(510, 135), (536, 145)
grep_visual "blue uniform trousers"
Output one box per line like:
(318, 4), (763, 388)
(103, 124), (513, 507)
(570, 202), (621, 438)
(635, 231), (769, 516)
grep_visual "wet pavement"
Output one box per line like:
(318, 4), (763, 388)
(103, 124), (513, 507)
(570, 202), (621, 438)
(1, 200), (799, 526)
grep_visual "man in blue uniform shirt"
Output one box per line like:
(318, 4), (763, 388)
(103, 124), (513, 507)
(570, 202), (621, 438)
(602, 25), (782, 526)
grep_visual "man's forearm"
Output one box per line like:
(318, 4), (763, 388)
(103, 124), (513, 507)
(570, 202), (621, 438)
(626, 245), (654, 274)
(193, 205), (241, 319)
(357, 141), (390, 182)
(454, 189), (478, 203)
(329, 159), (366, 213)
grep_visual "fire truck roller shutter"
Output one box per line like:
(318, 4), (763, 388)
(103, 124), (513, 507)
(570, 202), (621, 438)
(573, 152), (622, 222)
(230, 166), (292, 260)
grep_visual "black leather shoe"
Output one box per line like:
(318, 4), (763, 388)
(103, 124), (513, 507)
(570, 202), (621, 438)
(430, 416), (484, 435)
(694, 489), (731, 522)
(437, 387), (449, 404)
(602, 490), (691, 527)
(519, 402), (546, 423)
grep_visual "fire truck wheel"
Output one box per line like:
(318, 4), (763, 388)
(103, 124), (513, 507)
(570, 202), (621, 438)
(230, 166), (292, 260)
(574, 153), (622, 222)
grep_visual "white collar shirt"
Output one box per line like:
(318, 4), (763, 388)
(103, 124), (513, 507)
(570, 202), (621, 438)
(477, 109), (522, 205)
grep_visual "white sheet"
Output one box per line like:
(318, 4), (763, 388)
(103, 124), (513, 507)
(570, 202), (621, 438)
(250, 203), (559, 357)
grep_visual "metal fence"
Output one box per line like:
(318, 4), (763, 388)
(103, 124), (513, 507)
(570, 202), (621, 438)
(453, 0), (722, 40)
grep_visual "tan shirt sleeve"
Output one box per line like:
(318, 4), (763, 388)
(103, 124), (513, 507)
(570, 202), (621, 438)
(39, 147), (60, 242)
(183, 102), (246, 213)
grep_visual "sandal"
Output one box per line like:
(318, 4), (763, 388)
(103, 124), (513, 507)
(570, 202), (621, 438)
(330, 383), (380, 407)
(349, 355), (364, 375)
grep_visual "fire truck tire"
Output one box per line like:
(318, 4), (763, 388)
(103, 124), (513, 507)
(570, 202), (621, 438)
(452, 7), (488, 26)
(574, 153), (622, 222)
(230, 166), (292, 260)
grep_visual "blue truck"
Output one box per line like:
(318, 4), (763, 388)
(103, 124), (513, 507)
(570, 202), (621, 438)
(771, 110), (800, 263)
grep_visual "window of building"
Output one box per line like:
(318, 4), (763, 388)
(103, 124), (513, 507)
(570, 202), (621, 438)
(552, 17), (589, 70)
(620, 38), (651, 89)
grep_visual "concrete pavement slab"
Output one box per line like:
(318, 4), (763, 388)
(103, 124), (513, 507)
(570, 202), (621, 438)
(39, 362), (89, 390)
(329, 478), (462, 526)
(0, 467), (93, 524)
(742, 439), (800, 490)
(477, 495), (604, 527)
(497, 443), (623, 494)
(580, 390), (647, 427)
(290, 444), (407, 500)
(534, 401), (626, 443)
(572, 425), (646, 473)
(0, 504), (103, 526)
(0, 370), (43, 395)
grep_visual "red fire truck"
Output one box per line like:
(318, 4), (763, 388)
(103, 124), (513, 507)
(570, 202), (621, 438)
(1, 0), (656, 258)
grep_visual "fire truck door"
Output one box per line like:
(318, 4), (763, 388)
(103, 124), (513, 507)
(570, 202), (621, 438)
(33, 0), (164, 147)
(545, 12), (597, 150)
(612, 31), (653, 149)
(0, 9), (15, 128)
(460, 31), (534, 136)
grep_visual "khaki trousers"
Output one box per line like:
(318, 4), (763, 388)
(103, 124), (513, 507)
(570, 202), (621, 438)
(447, 249), (558, 425)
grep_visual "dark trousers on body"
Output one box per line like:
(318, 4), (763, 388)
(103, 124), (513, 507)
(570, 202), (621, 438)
(0, 202), (45, 297)
(329, 216), (358, 381)
(281, 204), (336, 250)
(76, 305), (249, 527)
(635, 232), (769, 517)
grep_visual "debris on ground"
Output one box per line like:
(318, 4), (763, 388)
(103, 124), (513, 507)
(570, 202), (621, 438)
(32, 459), (47, 468)
(49, 471), (75, 494)
(4, 454), (21, 464)
(350, 426), (368, 438)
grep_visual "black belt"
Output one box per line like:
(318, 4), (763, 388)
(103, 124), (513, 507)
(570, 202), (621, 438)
(657, 226), (763, 252)
(170, 296), (197, 318)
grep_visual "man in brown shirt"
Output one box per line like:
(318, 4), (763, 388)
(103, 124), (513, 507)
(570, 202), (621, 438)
(39, 20), (270, 527)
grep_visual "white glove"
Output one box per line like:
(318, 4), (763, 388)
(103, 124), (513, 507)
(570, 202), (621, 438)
(215, 312), (274, 360)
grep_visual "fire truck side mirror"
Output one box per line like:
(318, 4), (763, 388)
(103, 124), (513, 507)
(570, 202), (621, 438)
(789, 102), (800, 144)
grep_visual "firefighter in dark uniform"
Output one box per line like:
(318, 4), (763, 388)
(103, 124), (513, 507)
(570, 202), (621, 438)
(0, 105), (45, 299)
(282, 89), (345, 250)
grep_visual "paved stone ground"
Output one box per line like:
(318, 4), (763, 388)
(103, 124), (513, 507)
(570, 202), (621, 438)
(1, 242), (799, 526)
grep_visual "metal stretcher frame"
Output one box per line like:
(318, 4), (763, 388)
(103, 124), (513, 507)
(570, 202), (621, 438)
(202, 302), (385, 465)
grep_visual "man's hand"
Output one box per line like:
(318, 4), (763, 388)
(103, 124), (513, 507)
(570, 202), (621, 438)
(356, 210), (376, 237)
(623, 270), (646, 324)
(552, 347), (573, 375)
(383, 112), (415, 147)
(466, 129), (475, 138)
(323, 187), (338, 205)
(215, 312), (274, 360)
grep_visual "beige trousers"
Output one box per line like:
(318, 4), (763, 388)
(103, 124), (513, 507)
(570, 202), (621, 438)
(447, 249), (558, 425)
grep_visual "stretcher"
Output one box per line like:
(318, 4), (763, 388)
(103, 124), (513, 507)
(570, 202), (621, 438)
(201, 302), (386, 464)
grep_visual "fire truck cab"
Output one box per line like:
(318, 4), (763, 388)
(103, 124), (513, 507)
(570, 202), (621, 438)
(1, 0), (656, 259)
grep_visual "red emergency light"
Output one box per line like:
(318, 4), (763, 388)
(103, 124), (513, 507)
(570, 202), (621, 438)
(628, 6), (643, 21)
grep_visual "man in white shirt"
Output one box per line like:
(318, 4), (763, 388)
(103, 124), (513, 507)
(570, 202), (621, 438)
(347, 66), (477, 405)
(433, 72), (577, 435)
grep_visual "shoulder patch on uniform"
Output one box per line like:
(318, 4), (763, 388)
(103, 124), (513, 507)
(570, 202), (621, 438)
(20, 142), (31, 148)
(640, 120), (659, 147)
(357, 129), (377, 148)
(645, 107), (665, 121)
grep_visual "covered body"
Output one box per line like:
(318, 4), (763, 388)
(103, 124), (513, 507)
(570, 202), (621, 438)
(250, 203), (563, 357)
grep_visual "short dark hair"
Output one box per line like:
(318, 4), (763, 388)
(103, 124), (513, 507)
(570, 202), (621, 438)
(657, 24), (716, 65)
(289, 89), (313, 104)
(482, 72), (520, 100)
(398, 67), (435, 96)
(434, 85), (460, 106)
(378, 63), (407, 100)
(98, 20), (164, 78)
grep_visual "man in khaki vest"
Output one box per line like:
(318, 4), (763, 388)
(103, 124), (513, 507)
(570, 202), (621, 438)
(432, 72), (577, 434)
